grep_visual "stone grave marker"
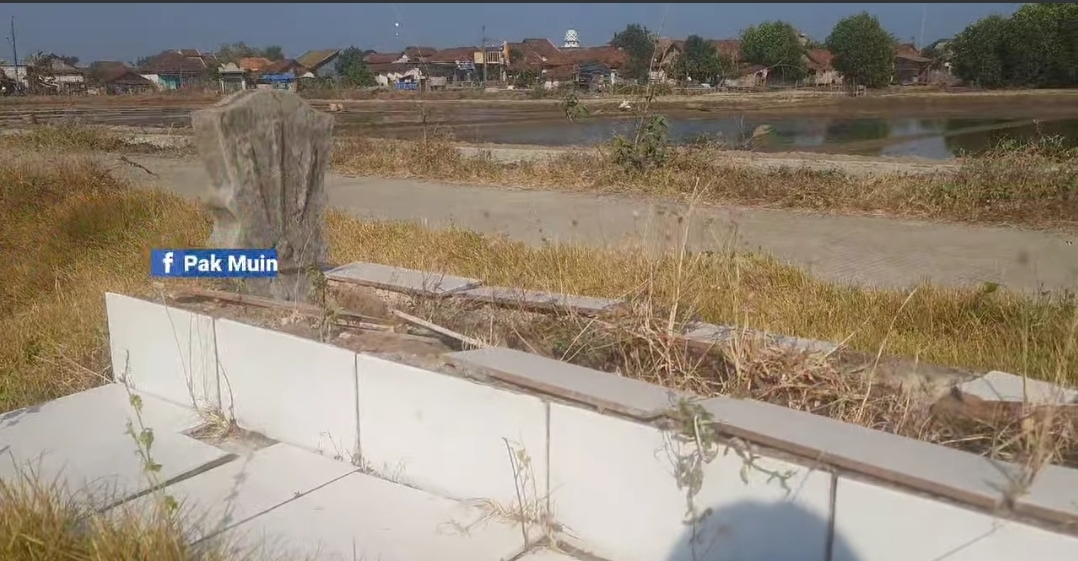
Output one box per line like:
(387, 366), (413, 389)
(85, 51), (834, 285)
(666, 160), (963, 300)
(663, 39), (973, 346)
(192, 89), (334, 302)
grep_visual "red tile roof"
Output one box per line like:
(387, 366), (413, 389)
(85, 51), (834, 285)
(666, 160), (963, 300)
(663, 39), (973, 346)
(711, 39), (742, 62)
(264, 59), (306, 75)
(426, 46), (478, 64)
(806, 49), (834, 71)
(138, 50), (219, 75)
(364, 52), (403, 64)
(238, 57), (273, 72)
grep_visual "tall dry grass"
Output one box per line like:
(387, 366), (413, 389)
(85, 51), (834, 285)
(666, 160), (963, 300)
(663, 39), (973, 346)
(332, 133), (1078, 229)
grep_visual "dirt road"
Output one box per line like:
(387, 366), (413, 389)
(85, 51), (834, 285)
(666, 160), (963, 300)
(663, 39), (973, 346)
(110, 154), (1078, 293)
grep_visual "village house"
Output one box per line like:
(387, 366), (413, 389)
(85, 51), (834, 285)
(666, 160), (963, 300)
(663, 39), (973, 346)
(84, 61), (154, 95)
(29, 57), (86, 93)
(296, 49), (342, 79)
(806, 48), (841, 86)
(893, 43), (932, 85)
(217, 62), (247, 92)
(363, 51), (424, 88)
(138, 49), (219, 90)
(424, 46), (481, 85)
(0, 60), (27, 91)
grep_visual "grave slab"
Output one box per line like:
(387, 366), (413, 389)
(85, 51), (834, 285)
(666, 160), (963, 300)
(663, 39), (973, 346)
(446, 347), (688, 420)
(216, 470), (528, 561)
(0, 384), (228, 507)
(356, 353), (547, 504)
(106, 293), (220, 410)
(456, 286), (618, 315)
(957, 370), (1077, 405)
(327, 261), (481, 297)
(699, 395), (1078, 525)
(214, 319), (359, 461)
(121, 442), (356, 543)
(832, 476), (1078, 561)
(549, 402), (834, 561)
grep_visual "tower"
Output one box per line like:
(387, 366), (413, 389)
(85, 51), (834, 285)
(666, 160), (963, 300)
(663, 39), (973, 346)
(563, 29), (580, 49)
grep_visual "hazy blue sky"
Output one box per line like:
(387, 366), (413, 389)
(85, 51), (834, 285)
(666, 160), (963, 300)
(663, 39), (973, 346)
(2, 3), (1024, 64)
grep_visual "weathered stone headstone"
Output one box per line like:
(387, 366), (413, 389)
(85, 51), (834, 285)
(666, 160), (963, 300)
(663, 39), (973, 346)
(192, 89), (334, 302)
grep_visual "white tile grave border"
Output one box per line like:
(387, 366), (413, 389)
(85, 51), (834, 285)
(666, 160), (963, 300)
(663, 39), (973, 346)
(101, 290), (1078, 561)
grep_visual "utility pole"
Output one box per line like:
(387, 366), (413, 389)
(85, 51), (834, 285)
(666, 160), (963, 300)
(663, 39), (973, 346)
(8, 17), (18, 88)
(918, 4), (926, 49)
(481, 24), (488, 85)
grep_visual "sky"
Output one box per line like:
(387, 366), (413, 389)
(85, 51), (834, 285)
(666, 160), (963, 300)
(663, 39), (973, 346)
(1, 3), (1025, 65)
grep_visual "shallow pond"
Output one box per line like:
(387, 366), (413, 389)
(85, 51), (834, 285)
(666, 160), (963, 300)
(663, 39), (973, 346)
(447, 115), (1078, 159)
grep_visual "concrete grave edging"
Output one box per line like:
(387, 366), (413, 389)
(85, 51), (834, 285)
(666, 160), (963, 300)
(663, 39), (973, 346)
(102, 291), (1078, 561)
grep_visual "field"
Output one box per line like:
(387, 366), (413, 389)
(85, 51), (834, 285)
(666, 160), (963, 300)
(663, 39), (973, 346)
(2, 91), (1078, 558)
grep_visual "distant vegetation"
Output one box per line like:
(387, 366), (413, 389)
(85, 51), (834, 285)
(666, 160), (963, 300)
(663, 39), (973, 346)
(950, 3), (1078, 89)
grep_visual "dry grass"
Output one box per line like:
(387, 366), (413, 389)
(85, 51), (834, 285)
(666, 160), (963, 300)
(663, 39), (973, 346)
(1, 146), (1077, 550)
(0, 476), (240, 561)
(333, 132), (1078, 229)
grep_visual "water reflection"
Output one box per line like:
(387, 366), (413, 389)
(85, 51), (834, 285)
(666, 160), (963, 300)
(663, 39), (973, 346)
(413, 114), (1078, 160)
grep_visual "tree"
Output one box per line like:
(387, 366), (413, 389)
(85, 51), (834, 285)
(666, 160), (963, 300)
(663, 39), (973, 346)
(44, 53), (78, 66)
(826, 12), (896, 89)
(951, 4), (1078, 89)
(739, 21), (807, 81)
(262, 45), (285, 61)
(335, 46), (376, 87)
(1009, 3), (1078, 87)
(670, 35), (731, 85)
(215, 42), (286, 63)
(216, 42), (260, 63)
(610, 23), (655, 83)
(950, 15), (1013, 88)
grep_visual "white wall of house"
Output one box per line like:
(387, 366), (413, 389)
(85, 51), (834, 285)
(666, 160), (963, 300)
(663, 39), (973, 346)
(0, 65), (28, 86)
(54, 74), (84, 86)
(140, 73), (164, 89)
(374, 67), (423, 87)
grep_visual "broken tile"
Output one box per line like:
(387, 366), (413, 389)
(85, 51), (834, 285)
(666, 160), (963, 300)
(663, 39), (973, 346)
(215, 470), (528, 561)
(456, 286), (618, 315)
(957, 370), (1077, 405)
(326, 262), (481, 297)
(121, 442), (356, 543)
(0, 385), (228, 508)
(446, 347), (688, 419)
(683, 322), (838, 355)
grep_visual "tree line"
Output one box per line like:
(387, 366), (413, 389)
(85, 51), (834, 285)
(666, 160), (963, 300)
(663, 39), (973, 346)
(608, 12), (903, 89)
(949, 3), (1078, 89)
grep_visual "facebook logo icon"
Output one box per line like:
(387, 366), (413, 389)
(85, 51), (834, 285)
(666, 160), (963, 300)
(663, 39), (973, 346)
(161, 251), (175, 275)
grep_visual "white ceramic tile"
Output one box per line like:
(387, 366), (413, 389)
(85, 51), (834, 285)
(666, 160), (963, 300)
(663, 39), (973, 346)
(0, 384), (226, 507)
(216, 471), (527, 561)
(833, 476), (1078, 561)
(549, 403), (834, 561)
(356, 353), (548, 505)
(106, 293), (219, 410)
(214, 319), (359, 461)
(447, 347), (687, 419)
(120, 442), (356, 543)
